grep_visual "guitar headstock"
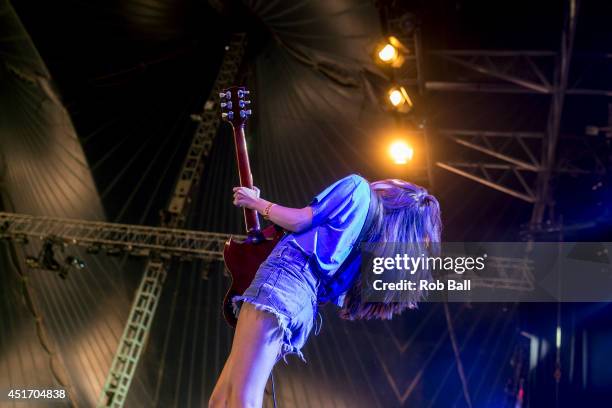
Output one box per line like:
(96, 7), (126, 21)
(219, 86), (252, 128)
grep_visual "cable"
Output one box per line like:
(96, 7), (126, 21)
(443, 303), (473, 408)
(270, 370), (278, 408)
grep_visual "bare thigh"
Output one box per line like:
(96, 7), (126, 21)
(228, 302), (284, 406)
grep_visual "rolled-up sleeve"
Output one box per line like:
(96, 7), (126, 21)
(286, 174), (371, 300)
(309, 175), (360, 227)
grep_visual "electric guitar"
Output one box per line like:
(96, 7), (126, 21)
(220, 86), (284, 327)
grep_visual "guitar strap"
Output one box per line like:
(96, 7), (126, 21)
(317, 187), (380, 306)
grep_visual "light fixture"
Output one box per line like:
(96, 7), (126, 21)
(387, 86), (413, 113)
(389, 140), (414, 165)
(378, 44), (397, 63)
(375, 36), (408, 68)
(389, 89), (403, 106)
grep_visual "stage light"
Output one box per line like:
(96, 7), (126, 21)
(389, 140), (414, 164)
(375, 36), (407, 67)
(387, 86), (413, 113)
(378, 44), (397, 63)
(389, 89), (403, 106)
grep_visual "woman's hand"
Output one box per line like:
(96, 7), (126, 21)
(232, 186), (261, 210)
(232, 186), (313, 232)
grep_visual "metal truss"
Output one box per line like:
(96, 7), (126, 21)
(437, 162), (535, 204)
(533, 0), (577, 226)
(427, 0), (606, 228)
(439, 256), (535, 292)
(466, 256), (535, 292)
(434, 132), (589, 207)
(428, 50), (555, 94)
(436, 129), (544, 203)
(426, 50), (611, 96)
(0, 211), (240, 261)
(98, 33), (247, 408)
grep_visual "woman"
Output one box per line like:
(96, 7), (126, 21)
(209, 173), (441, 408)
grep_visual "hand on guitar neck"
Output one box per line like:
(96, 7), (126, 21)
(232, 186), (313, 233)
(221, 85), (312, 327)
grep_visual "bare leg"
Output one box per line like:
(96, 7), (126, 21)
(209, 352), (233, 407)
(209, 303), (283, 408)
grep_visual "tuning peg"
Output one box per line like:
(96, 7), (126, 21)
(220, 101), (232, 109)
(219, 91), (231, 99)
(239, 109), (252, 118)
(237, 89), (250, 98)
(222, 112), (234, 120)
(239, 100), (251, 108)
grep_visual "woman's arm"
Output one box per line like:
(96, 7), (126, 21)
(233, 186), (313, 232)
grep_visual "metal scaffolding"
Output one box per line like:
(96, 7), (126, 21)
(435, 130), (545, 203)
(427, 0), (610, 229)
(97, 33), (247, 408)
(0, 211), (240, 261)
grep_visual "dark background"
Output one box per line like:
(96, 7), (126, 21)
(1, 0), (611, 406)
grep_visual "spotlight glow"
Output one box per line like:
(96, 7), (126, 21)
(378, 44), (398, 63)
(387, 87), (413, 113)
(389, 140), (414, 164)
(389, 89), (404, 106)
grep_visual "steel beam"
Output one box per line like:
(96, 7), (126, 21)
(566, 88), (612, 97)
(436, 129), (543, 200)
(430, 0), (591, 220)
(452, 137), (540, 171)
(427, 82), (612, 96)
(0, 211), (239, 261)
(434, 54), (550, 93)
(530, 0), (578, 225)
(436, 162), (536, 203)
(437, 128), (544, 142)
(429, 50), (556, 57)
(425, 82), (546, 94)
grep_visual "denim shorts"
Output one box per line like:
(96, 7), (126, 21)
(232, 243), (322, 362)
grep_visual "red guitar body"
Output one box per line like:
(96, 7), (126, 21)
(219, 85), (284, 327)
(222, 225), (284, 327)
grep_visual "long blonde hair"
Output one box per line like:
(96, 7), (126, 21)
(339, 179), (442, 320)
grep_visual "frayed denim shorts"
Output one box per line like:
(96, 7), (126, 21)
(232, 243), (321, 363)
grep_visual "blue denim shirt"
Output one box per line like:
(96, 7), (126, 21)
(280, 174), (371, 306)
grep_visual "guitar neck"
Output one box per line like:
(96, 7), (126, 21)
(232, 125), (261, 235)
